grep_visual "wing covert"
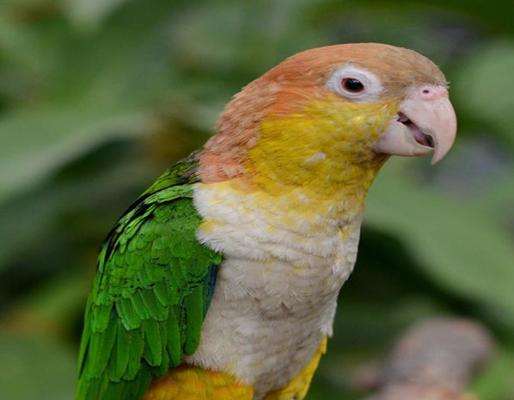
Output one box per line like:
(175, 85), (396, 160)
(77, 155), (222, 400)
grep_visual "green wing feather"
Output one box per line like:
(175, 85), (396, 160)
(77, 153), (222, 400)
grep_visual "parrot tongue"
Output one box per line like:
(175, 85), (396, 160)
(397, 112), (435, 148)
(373, 84), (457, 164)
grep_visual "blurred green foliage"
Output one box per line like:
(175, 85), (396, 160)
(0, 1), (513, 399)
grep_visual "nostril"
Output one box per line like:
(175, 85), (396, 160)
(407, 85), (448, 100)
(416, 85), (447, 100)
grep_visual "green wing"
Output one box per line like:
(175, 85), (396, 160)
(77, 153), (222, 400)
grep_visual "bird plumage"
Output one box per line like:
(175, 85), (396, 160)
(77, 43), (457, 400)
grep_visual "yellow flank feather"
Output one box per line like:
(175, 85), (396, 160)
(143, 337), (327, 400)
(264, 337), (327, 400)
(144, 366), (254, 400)
(247, 97), (398, 210)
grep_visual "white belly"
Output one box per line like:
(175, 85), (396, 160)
(187, 182), (363, 398)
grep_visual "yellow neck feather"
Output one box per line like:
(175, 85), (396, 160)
(241, 98), (397, 213)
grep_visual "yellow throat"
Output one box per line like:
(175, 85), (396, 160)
(243, 97), (398, 215)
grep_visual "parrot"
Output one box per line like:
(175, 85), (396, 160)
(76, 43), (457, 400)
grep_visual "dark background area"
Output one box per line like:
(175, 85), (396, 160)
(0, 1), (513, 399)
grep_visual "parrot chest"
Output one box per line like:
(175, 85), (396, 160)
(188, 182), (363, 399)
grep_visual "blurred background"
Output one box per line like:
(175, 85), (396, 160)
(0, 0), (513, 399)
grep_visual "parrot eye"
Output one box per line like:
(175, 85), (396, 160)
(327, 65), (383, 102)
(341, 78), (364, 93)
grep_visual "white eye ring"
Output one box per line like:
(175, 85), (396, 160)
(326, 65), (383, 102)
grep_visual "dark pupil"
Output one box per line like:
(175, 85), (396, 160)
(343, 78), (364, 92)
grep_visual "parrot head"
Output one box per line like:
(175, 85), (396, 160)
(200, 43), (457, 201)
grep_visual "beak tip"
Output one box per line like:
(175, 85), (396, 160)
(430, 149), (448, 165)
(430, 152), (440, 165)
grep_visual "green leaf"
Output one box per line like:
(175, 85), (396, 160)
(0, 333), (76, 400)
(60, 0), (131, 31)
(471, 347), (514, 400)
(0, 104), (148, 204)
(366, 159), (514, 325)
(455, 41), (514, 148)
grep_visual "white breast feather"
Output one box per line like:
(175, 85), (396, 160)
(186, 183), (363, 399)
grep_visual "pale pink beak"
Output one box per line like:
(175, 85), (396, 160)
(373, 85), (457, 164)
